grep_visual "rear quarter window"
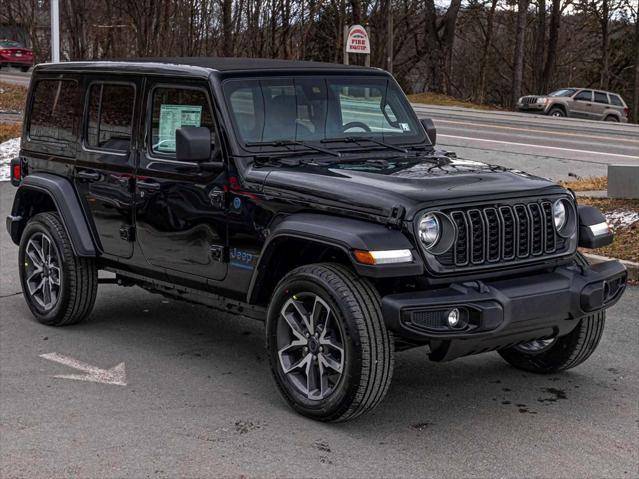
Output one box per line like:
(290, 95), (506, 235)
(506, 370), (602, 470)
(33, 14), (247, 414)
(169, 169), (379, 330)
(594, 92), (609, 104)
(609, 95), (624, 107)
(29, 79), (81, 146)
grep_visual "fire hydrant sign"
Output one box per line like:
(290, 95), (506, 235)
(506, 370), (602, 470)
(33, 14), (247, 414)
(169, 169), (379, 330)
(345, 25), (370, 54)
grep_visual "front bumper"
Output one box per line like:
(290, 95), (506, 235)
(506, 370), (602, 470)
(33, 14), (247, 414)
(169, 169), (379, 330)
(0, 55), (33, 66)
(382, 260), (627, 361)
(516, 103), (547, 113)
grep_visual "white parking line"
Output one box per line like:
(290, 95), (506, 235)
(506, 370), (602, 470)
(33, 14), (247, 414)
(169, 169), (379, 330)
(439, 134), (639, 160)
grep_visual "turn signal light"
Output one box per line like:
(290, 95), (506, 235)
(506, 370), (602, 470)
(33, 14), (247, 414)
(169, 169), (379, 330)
(353, 249), (412, 265)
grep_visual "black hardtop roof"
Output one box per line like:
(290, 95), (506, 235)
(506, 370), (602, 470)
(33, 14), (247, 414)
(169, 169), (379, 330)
(35, 57), (384, 77)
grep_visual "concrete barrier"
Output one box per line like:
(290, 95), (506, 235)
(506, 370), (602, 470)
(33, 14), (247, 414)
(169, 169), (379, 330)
(608, 164), (639, 199)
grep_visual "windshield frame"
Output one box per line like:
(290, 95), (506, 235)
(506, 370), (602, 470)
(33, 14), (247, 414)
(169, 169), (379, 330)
(219, 73), (428, 156)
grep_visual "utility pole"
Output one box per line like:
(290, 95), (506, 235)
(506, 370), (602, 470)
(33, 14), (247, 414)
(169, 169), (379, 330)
(51, 0), (60, 62)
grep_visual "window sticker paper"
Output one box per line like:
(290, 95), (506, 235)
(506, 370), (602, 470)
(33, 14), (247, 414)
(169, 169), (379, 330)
(157, 104), (202, 152)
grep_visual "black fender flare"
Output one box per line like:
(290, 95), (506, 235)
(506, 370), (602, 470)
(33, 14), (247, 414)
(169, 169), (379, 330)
(247, 213), (423, 303)
(7, 173), (97, 256)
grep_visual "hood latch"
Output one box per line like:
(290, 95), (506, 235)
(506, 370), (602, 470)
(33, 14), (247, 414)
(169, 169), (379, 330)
(386, 204), (406, 229)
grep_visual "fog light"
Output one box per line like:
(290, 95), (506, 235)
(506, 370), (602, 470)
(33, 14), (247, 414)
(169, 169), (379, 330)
(447, 308), (460, 328)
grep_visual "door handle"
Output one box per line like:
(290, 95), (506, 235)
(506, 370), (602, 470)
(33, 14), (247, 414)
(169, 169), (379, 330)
(76, 170), (100, 181)
(137, 180), (161, 192)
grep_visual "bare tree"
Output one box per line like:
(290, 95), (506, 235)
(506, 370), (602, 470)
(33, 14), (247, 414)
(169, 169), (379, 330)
(511, 0), (530, 105)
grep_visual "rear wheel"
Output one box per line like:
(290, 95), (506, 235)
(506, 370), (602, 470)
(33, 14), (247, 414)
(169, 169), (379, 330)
(604, 115), (619, 122)
(19, 212), (98, 326)
(498, 254), (605, 373)
(20, 66), (30, 72)
(548, 107), (566, 117)
(266, 263), (394, 422)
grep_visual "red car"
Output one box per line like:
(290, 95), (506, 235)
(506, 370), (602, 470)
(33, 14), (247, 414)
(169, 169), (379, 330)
(0, 39), (33, 72)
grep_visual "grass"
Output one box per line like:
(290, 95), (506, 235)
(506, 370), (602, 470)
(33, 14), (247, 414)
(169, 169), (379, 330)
(0, 123), (21, 143)
(407, 92), (500, 111)
(578, 197), (639, 263)
(559, 176), (608, 192)
(0, 81), (28, 112)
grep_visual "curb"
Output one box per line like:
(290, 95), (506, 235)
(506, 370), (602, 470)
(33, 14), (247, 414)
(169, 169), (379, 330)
(583, 252), (639, 282)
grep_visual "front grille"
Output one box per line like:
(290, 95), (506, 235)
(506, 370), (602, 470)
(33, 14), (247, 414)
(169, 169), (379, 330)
(521, 96), (538, 104)
(437, 200), (568, 270)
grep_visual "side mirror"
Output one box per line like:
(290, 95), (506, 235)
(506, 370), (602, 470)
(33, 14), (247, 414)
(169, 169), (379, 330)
(176, 127), (212, 162)
(420, 118), (437, 145)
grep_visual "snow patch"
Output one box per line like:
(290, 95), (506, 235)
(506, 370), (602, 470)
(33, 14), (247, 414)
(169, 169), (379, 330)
(0, 137), (21, 182)
(605, 210), (639, 231)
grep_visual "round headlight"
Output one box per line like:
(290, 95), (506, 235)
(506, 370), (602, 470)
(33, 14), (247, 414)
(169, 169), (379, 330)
(418, 213), (440, 249)
(553, 199), (567, 231)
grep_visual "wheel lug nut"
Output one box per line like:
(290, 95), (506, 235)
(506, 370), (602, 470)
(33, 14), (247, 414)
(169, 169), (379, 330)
(319, 346), (324, 352)
(313, 355), (317, 361)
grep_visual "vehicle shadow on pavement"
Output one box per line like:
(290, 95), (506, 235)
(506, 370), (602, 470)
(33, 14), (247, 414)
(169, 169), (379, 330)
(76, 285), (616, 430)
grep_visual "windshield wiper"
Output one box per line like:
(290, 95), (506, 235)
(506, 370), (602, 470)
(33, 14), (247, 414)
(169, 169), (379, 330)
(320, 136), (408, 154)
(246, 140), (341, 157)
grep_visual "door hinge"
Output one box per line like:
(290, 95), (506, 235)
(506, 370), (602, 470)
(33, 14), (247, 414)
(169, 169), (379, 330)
(208, 188), (226, 209)
(386, 204), (406, 229)
(120, 225), (136, 242)
(209, 245), (225, 262)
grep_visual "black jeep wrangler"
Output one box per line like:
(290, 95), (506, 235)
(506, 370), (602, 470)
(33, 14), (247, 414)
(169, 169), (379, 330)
(7, 58), (627, 422)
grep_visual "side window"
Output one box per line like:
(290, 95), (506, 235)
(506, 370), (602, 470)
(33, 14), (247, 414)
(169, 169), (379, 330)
(594, 92), (608, 104)
(86, 83), (135, 151)
(29, 79), (80, 144)
(574, 90), (592, 101)
(609, 95), (623, 107)
(150, 86), (215, 156)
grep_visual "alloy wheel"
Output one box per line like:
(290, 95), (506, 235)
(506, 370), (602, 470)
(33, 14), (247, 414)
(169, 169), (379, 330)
(24, 232), (62, 311)
(276, 293), (345, 400)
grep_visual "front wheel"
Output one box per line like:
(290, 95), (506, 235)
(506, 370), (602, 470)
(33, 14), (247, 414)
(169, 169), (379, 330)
(548, 107), (566, 117)
(266, 263), (394, 422)
(499, 253), (606, 373)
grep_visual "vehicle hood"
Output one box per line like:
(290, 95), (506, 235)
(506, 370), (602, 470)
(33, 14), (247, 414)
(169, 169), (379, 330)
(259, 157), (565, 220)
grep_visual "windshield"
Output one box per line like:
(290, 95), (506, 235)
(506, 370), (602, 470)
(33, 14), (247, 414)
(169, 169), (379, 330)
(223, 77), (424, 149)
(548, 88), (576, 97)
(0, 40), (24, 48)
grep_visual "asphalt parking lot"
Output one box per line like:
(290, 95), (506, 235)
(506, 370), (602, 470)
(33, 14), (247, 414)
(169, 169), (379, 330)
(0, 180), (637, 478)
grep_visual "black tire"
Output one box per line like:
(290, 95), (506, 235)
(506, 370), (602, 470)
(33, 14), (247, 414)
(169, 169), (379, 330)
(20, 66), (30, 72)
(604, 115), (619, 122)
(19, 212), (98, 326)
(266, 263), (394, 422)
(498, 254), (605, 374)
(548, 107), (566, 117)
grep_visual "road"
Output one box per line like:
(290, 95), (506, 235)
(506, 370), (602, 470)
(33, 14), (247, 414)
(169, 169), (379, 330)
(412, 104), (639, 181)
(0, 181), (637, 478)
(0, 68), (31, 87)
